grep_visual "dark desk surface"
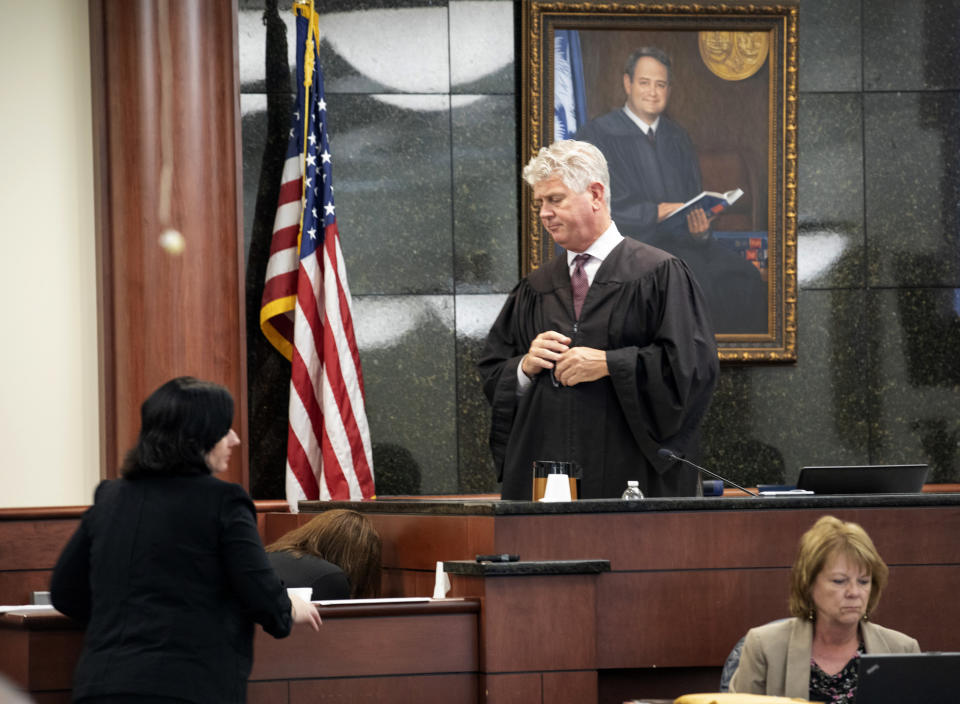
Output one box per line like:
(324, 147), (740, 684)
(301, 491), (960, 515)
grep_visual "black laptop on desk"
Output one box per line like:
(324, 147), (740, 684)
(855, 652), (960, 703)
(796, 464), (929, 494)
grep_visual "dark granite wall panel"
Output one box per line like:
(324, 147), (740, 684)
(797, 0), (862, 93)
(353, 295), (459, 495)
(863, 0), (960, 91)
(452, 95), (519, 293)
(450, 0), (515, 95)
(240, 1), (960, 498)
(327, 94), (455, 295)
(701, 288), (872, 488)
(868, 288), (960, 483)
(796, 92), (865, 289)
(454, 294), (508, 493)
(864, 91), (960, 288)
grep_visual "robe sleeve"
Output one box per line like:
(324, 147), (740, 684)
(605, 257), (718, 471)
(476, 282), (533, 482)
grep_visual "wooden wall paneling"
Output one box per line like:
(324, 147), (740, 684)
(380, 567), (436, 598)
(875, 565), (960, 652)
(0, 520), (79, 570)
(3, 603), (480, 701)
(260, 510), (301, 544)
(542, 670), (598, 704)
(366, 514), (495, 570)
(0, 620), (82, 693)
(458, 575), (598, 674)
(0, 572), (55, 607)
(88, 0), (248, 485)
(289, 674), (479, 703)
(247, 681), (289, 704)
(28, 631), (84, 691)
(249, 612), (478, 680)
(596, 569), (790, 667)
(0, 630), (29, 687)
(493, 507), (960, 570)
(594, 563), (960, 669)
(0, 517), (79, 604)
(481, 673), (543, 704)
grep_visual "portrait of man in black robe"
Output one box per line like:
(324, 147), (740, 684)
(478, 140), (719, 500)
(574, 45), (768, 335)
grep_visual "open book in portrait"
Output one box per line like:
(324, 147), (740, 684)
(665, 187), (743, 220)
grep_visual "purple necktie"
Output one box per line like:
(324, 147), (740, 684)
(572, 253), (590, 319)
(646, 128), (656, 146)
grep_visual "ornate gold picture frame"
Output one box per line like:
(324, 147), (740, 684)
(521, 1), (798, 361)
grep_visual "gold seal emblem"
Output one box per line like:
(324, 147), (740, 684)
(698, 31), (769, 81)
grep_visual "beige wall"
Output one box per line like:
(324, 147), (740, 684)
(0, 0), (99, 507)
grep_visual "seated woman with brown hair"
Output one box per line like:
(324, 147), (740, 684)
(266, 509), (382, 600)
(730, 515), (920, 701)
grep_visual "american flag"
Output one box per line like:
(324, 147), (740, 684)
(259, 3), (374, 509)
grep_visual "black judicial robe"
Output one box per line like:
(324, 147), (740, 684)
(478, 237), (718, 500)
(576, 109), (767, 334)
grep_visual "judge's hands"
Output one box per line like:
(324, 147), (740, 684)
(521, 331), (608, 387)
(554, 346), (608, 386)
(521, 331), (571, 378)
(290, 594), (322, 631)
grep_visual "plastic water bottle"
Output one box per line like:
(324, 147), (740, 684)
(621, 480), (644, 500)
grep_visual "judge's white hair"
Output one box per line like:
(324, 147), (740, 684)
(522, 140), (611, 207)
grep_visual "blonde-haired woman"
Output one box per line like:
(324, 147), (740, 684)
(730, 515), (919, 701)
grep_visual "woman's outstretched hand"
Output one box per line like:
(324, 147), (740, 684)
(290, 594), (322, 631)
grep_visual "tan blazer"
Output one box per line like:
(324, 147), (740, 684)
(729, 617), (920, 698)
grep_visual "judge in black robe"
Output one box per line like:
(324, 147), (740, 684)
(478, 140), (718, 500)
(575, 77), (767, 334)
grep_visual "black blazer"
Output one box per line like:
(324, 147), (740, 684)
(51, 476), (293, 703)
(268, 550), (352, 600)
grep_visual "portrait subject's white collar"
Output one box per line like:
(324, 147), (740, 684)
(622, 105), (660, 135)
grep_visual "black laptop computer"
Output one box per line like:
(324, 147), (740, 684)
(796, 464), (928, 494)
(855, 652), (960, 703)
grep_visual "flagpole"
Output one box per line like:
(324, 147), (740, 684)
(296, 0), (318, 252)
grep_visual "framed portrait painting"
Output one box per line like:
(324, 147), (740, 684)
(521, 1), (799, 361)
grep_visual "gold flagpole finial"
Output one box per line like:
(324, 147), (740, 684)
(293, 1), (321, 254)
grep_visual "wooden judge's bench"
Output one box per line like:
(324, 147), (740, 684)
(3, 493), (960, 703)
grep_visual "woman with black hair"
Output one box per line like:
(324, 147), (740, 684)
(51, 377), (321, 703)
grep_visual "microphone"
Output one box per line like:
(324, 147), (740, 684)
(657, 448), (759, 497)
